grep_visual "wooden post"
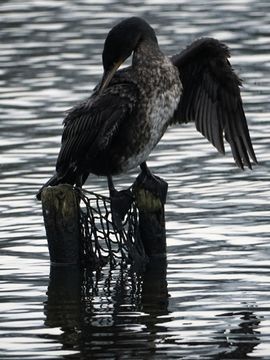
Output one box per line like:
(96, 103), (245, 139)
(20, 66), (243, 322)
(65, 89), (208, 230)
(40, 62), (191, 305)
(41, 184), (80, 265)
(133, 172), (168, 257)
(41, 173), (168, 264)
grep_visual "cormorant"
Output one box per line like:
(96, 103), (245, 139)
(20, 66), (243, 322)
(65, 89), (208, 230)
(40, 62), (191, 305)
(37, 17), (257, 226)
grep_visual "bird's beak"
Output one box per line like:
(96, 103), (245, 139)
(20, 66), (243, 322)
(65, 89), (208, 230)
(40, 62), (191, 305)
(98, 59), (123, 94)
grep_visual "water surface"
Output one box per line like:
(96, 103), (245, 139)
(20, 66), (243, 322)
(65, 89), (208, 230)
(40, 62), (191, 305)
(0, 0), (270, 359)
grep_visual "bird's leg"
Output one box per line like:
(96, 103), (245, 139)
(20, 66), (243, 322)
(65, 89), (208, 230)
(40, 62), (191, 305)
(75, 171), (90, 189)
(140, 161), (152, 177)
(107, 175), (134, 229)
(75, 174), (83, 188)
(137, 162), (168, 203)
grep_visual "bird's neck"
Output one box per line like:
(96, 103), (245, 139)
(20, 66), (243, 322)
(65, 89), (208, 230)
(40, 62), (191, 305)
(132, 39), (163, 68)
(132, 39), (170, 91)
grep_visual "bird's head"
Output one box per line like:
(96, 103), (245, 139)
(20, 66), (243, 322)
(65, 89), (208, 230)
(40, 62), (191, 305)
(98, 17), (157, 93)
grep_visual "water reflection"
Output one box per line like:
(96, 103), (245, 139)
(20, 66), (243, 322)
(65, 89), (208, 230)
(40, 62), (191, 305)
(214, 311), (261, 359)
(1, 0), (270, 358)
(44, 260), (263, 359)
(44, 258), (169, 358)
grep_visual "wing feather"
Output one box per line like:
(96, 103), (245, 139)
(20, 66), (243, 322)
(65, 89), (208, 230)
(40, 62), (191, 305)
(56, 83), (138, 176)
(171, 38), (257, 169)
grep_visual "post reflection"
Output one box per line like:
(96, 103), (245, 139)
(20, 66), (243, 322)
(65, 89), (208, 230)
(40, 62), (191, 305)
(44, 257), (170, 358)
(44, 262), (262, 359)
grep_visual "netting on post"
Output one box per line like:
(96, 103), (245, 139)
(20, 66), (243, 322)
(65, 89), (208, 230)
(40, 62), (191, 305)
(76, 188), (146, 267)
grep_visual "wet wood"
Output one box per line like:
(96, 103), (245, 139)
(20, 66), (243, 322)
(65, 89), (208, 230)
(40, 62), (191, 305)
(41, 172), (168, 264)
(41, 184), (80, 265)
(133, 173), (168, 257)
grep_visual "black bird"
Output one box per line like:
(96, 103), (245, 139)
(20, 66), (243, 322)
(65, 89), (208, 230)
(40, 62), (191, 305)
(37, 17), (257, 226)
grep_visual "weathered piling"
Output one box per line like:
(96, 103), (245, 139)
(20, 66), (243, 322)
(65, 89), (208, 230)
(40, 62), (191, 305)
(41, 184), (80, 265)
(41, 172), (168, 265)
(133, 172), (168, 257)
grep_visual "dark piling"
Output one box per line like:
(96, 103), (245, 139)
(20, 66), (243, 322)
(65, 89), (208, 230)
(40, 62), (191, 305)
(40, 173), (168, 265)
(41, 184), (80, 265)
(133, 172), (168, 258)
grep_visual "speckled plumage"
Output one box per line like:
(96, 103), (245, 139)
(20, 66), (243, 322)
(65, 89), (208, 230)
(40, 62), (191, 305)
(108, 40), (182, 173)
(54, 34), (182, 181)
(37, 17), (257, 200)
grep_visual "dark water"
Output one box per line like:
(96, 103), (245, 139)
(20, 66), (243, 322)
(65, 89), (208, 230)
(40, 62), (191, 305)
(0, 0), (270, 359)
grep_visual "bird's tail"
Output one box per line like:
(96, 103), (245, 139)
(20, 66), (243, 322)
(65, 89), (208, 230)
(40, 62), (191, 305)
(36, 174), (59, 201)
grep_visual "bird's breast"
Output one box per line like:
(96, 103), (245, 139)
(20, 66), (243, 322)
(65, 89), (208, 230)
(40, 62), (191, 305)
(121, 81), (181, 172)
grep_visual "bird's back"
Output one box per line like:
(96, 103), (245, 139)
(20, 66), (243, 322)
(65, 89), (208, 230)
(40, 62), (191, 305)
(55, 70), (139, 180)
(56, 53), (182, 179)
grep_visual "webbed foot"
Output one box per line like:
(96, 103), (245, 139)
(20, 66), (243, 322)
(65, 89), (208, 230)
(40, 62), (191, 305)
(135, 162), (168, 203)
(110, 188), (134, 230)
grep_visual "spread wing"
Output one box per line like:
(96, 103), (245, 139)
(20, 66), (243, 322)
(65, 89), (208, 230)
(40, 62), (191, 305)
(171, 38), (257, 169)
(56, 82), (138, 175)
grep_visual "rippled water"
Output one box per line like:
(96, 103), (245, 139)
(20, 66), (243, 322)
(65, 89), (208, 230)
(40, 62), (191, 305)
(1, 0), (270, 359)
